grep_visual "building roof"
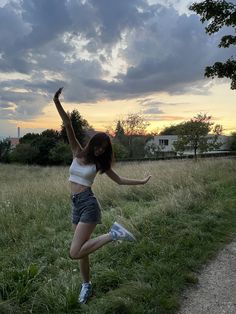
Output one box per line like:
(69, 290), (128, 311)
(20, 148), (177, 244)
(7, 137), (20, 147)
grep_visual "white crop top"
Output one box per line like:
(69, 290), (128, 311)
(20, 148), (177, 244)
(68, 158), (97, 187)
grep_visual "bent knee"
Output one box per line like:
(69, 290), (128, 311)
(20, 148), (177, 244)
(69, 247), (78, 259)
(69, 248), (83, 260)
(69, 251), (75, 260)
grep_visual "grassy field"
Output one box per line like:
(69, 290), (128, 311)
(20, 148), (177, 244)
(0, 158), (236, 314)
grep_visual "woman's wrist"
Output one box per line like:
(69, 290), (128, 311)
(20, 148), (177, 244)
(53, 87), (63, 102)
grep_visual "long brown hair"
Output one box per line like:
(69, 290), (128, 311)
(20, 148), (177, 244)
(77, 132), (114, 174)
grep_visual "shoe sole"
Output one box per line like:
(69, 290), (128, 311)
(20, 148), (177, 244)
(113, 222), (136, 241)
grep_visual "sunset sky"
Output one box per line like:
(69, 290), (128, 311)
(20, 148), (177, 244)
(0, 0), (235, 139)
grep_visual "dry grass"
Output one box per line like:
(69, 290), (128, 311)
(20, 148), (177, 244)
(0, 158), (236, 313)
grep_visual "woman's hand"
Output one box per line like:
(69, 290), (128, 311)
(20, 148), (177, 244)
(141, 175), (152, 184)
(53, 87), (63, 101)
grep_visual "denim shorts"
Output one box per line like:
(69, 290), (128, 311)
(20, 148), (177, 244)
(70, 187), (102, 225)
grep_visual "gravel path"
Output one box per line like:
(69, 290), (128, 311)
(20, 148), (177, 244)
(178, 238), (236, 314)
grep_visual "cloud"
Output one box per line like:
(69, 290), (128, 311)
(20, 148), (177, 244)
(137, 98), (164, 114)
(0, 82), (48, 120)
(142, 107), (164, 114)
(147, 115), (186, 121)
(86, 5), (235, 98)
(0, 102), (12, 108)
(0, 0), (234, 125)
(138, 98), (189, 107)
(0, 119), (18, 138)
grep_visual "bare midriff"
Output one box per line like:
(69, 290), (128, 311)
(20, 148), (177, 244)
(70, 181), (90, 194)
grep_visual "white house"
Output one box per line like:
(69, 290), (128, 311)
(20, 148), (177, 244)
(145, 135), (232, 156)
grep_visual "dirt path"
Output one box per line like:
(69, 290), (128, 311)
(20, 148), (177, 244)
(178, 238), (236, 314)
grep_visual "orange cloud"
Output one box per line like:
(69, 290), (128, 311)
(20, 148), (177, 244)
(147, 115), (187, 121)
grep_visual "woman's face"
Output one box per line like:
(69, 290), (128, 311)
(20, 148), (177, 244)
(94, 142), (108, 156)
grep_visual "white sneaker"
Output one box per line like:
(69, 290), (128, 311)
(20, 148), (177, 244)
(78, 281), (92, 304)
(109, 222), (136, 242)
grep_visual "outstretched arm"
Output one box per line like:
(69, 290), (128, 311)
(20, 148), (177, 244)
(53, 88), (82, 156)
(105, 168), (151, 185)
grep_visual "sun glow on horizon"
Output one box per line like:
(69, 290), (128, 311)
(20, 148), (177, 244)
(1, 80), (235, 138)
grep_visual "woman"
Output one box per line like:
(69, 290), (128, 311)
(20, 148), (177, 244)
(53, 87), (151, 304)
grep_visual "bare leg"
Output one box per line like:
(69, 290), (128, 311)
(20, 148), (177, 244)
(80, 255), (90, 283)
(78, 235), (112, 283)
(70, 223), (112, 282)
(70, 222), (112, 260)
(71, 224), (91, 282)
(76, 233), (112, 259)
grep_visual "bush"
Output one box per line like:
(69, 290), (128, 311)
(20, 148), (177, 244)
(0, 139), (11, 163)
(112, 142), (129, 160)
(230, 132), (236, 151)
(49, 142), (72, 165)
(10, 143), (39, 164)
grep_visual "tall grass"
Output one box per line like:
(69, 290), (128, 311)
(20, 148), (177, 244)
(0, 158), (236, 313)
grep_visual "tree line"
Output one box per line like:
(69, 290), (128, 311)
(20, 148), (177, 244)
(0, 110), (93, 165)
(1, 110), (236, 165)
(0, 111), (156, 165)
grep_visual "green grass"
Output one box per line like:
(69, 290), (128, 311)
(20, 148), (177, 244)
(0, 158), (236, 313)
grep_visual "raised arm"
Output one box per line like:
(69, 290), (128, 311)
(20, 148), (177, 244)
(105, 168), (151, 185)
(53, 88), (82, 156)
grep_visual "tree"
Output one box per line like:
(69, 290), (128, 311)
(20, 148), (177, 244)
(60, 109), (91, 146)
(112, 142), (129, 160)
(148, 128), (159, 136)
(10, 143), (39, 164)
(120, 113), (150, 158)
(83, 126), (97, 145)
(16, 130), (60, 165)
(145, 142), (161, 158)
(121, 113), (150, 136)
(113, 120), (129, 149)
(48, 142), (72, 165)
(132, 137), (148, 159)
(0, 139), (11, 163)
(107, 113), (150, 158)
(20, 133), (40, 144)
(230, 131), (236, 150)
(41, 129), (61, 141)
(35, 137), (59, 165)
(190, 0), (236, 89)
(159, 125), (182, 135)
(114, 120), (127, 146)
(173, 113), (223, 159)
